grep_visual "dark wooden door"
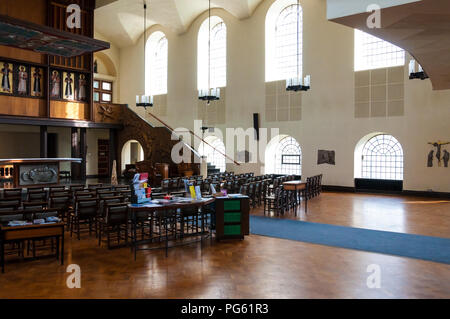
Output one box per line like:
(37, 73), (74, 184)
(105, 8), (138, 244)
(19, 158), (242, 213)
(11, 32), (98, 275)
(98, 139), (110, 177)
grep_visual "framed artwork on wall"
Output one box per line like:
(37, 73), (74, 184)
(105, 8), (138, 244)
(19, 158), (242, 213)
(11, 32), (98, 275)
(63, 71), (75, 100)
(15, 64), (29, 96)
(0, 61), (13, 95)
(50, 69), (61, 99)
(318, 150), (336, 165)
(31, 67), (44, 97)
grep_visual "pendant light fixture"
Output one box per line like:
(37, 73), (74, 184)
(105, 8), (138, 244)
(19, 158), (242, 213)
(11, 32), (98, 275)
(286, 0), (311, 92)
(198, 0), (220, 105)
(136, 1), (154, 109)
(409, 59), (429, 80)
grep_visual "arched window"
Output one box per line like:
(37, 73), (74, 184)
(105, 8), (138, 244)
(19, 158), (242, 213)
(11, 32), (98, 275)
(355, 30), (405, 71)
(145, 31), (168, 95)
(198, 16), (227, 90)
(361, 134), (403, 180)
(275, 136), (302, 175)
(266, 0), (302, 82)
(199, 137), (226, 173)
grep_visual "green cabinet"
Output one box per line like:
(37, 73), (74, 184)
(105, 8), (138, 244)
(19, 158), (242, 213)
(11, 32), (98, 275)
(215, 196), (250, 241)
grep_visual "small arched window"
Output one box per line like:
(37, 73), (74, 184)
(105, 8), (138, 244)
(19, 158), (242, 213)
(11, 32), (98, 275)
(266, 0), (302, 82)
(362, 134), (403, 180)
(355, 30), (405, 71)
(275, 136), (302, 175)
(146, 31), (168, 95)
(199, 137), (226, 173)
(198, 17), (227, 90)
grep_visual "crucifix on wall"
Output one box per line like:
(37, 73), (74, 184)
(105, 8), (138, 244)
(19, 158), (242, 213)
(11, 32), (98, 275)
(428, 141), (450, 167)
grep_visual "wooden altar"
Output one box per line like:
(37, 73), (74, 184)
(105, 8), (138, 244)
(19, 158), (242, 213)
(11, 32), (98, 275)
(0, 158), (82, 188)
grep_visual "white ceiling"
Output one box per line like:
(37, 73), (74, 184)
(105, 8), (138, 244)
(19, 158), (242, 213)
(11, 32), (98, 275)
(330, 0), (450, 90)
(95, 0), (264, 47)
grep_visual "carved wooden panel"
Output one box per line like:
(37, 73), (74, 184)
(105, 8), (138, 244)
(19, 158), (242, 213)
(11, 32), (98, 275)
(0, 0), (46, 63)
(93, 103), (123, 124)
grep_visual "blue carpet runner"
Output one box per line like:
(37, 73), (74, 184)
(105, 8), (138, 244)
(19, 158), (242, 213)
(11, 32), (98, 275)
(250, 216), (450, 264)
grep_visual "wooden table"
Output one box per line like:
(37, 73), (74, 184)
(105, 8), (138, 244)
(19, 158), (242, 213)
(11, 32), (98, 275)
(0, 222), (65, 273)
(283, 181), (307, 191)
(283, 181), (308, 213)
(128, 198), (215, 258)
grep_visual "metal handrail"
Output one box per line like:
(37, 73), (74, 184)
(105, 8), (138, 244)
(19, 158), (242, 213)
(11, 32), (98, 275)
(146, 111), (240, 166)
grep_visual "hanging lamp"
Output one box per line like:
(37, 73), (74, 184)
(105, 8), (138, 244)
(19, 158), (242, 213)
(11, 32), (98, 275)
(286, 0), (311, 92)
(198, 0), (220, 105)
(136, 1), (154, 109)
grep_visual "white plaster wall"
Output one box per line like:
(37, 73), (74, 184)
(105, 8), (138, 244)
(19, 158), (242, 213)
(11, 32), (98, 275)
(115, 0), (450, 192)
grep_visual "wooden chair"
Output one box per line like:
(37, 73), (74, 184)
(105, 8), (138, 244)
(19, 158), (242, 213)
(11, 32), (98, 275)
(0, 198), (21, 211)
(114, 185), (130, 192)
(169, 178), (179, 191)
(98, 203), (129, 249)
(268, 178), (279, 196)
(69, 184), (85, 192)
(178, 206), (202, 238)
(26, 190), (47, 202)
(74, 191), (96, 201)
(27, 209), (60, 258)
(264, 186), (283, 216)
(49, 186), (66, 193)
(3, 188), (22, 199)
(98, 196), (125, 222)
(92, 186), (113, 194)
(98, 191), (116, 199)
(70, 199), (99, 240)
(161, 179), (170, 192)
(239, 184), (249, 196)
(49, 194), (72, 225)
(0, 212), (26, 258)
(87, 183), (103, 189)
(248, 183), (256, 207)
(49, 190), (71, 197)
(116, 190), (131, 202)
(22, 201), (48, 211)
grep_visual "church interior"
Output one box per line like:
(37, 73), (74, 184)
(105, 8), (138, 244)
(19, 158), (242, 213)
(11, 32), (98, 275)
(0, 0), (448, 300)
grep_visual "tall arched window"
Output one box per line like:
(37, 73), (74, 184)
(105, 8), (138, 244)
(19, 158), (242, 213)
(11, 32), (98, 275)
(361, 134), (403, 180)
(266, 0), (302, 82)
(275, 136), (302, 175)
(199, 137), (226, 173)
(355, 30), (405, 71)
(145, 31), (168, 95)
(198, 16), (227, 90)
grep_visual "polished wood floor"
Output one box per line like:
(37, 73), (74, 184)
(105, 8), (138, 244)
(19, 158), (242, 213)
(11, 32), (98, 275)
(0, 192), (449, 299)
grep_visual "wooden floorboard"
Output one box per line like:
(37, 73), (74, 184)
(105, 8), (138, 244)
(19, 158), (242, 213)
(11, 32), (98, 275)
(0, 192), (449, 299)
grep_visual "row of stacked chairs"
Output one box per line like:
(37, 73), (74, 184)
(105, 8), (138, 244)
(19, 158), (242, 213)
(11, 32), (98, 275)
(0, 184), (131, 212)
(263, 175), (323, 216)
(306, 174), (323, 200)
(0, 184), (136, 251)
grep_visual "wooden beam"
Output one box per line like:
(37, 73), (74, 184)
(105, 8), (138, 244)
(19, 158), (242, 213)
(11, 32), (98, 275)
(0, 115), (123, 129)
